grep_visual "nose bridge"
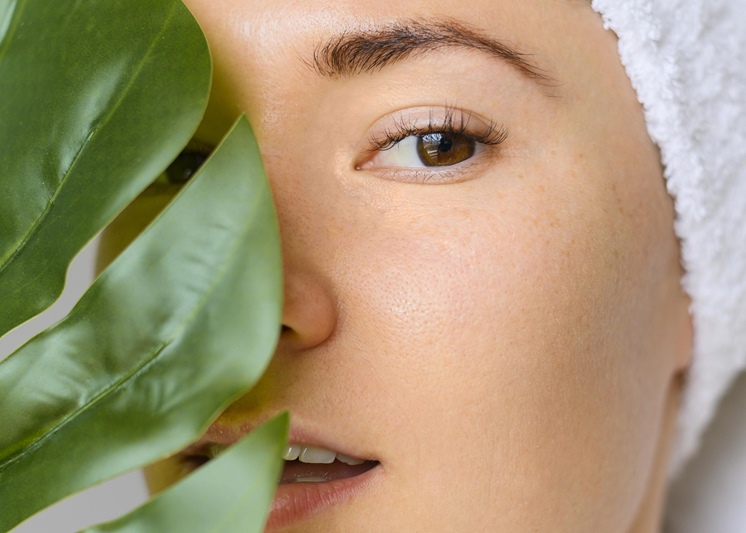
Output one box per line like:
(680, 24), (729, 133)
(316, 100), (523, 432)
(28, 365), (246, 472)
(261, 151), (338, 351)
(262, 150), (317, 264)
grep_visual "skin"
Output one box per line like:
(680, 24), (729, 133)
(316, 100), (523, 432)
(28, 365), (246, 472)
(98, 0), (693, 531)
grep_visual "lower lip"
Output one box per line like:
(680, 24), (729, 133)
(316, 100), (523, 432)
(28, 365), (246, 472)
(264, 463), (382, 532)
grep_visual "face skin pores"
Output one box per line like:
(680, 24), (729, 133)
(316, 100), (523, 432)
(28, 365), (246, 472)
(97, 0), (693, 531)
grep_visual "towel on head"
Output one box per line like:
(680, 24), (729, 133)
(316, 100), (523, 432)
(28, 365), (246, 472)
(590, 0), (746, 477)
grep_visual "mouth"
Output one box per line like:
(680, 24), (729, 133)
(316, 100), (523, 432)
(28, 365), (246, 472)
(188, 441), (379, 483)
(180, 433), (382, 530)
(277, 443), (379, 483)
(185, 440), (379, 480)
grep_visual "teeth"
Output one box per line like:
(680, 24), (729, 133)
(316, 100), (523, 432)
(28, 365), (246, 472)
(295, 476), (329, 483)
(206, 442), (369, 465)
(299, 446), (336, 464)
(281, 444), (368, 465)
(283, 444), (301, 461)
(336, 453), (365, 466)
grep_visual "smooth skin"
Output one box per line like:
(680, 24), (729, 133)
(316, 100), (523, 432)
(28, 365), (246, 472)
(98, 0), (693, 531)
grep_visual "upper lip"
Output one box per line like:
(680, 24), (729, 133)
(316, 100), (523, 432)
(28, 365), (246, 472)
(179, 414), (378, 462)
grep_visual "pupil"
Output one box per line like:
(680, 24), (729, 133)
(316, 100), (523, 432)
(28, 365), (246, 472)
(435, 134), (453, 153)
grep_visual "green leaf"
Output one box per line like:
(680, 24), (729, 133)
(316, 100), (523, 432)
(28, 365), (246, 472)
(0, 1), (16, 41)
(82, 414), (289, 533)
(0, 116), (283, 532)
(0, 0), (211, 338)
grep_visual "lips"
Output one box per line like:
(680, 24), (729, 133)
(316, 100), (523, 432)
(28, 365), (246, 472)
(177, 422), (382, 530)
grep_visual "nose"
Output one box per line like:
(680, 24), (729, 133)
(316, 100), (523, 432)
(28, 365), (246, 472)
(265, 148), (338, 352)
(279, 265), (337, 350)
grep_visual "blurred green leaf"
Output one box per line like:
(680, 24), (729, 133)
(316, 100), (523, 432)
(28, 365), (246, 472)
(0, 116), (283, 532)
(0, 1), (15, 40)
(82, 413), (289, 533)
(0, 0), (211, 337)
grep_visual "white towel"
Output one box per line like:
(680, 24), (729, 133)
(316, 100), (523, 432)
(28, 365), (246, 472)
(590, 0), (746, 477)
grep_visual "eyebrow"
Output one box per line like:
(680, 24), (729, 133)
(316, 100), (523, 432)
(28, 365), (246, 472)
(309, 18), (554, 86)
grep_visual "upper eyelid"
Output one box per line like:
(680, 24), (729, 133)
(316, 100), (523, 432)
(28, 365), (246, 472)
(363, 106), (506, 152)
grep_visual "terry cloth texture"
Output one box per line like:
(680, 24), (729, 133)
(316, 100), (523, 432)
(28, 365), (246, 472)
(590, 0), (746, 477)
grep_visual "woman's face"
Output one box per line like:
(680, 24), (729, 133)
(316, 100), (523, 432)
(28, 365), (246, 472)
(99, 0), (692, 531)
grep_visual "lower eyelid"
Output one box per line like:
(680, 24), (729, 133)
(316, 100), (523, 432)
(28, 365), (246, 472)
(363, 146), (494, 185)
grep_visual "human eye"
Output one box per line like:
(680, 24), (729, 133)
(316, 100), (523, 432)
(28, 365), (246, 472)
(357, 106), (508, 183)
(152, 138), (215, 187)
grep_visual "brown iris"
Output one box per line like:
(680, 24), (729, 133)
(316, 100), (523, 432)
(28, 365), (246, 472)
(416, 132), (475, 167)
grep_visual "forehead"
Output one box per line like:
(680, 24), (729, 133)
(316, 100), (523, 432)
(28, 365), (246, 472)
(188, 0), (592, 62)
(183, 0), (597, 138)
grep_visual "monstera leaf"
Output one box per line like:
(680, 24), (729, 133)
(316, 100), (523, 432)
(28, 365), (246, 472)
(0, 1), (286, 532)
(83, 414), (289, 533)
(0, 0), (210, 337)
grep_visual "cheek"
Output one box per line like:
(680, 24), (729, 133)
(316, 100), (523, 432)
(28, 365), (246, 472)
(330, 165), (670, 527)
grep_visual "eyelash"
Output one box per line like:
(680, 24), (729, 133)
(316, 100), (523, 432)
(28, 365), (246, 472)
(367, 106), (508, 154)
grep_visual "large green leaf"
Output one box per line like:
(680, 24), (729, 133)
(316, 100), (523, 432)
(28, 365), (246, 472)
(83, 414), (289, 533)
(0, 116), (283, 532)
(0, 0), (211, 338)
